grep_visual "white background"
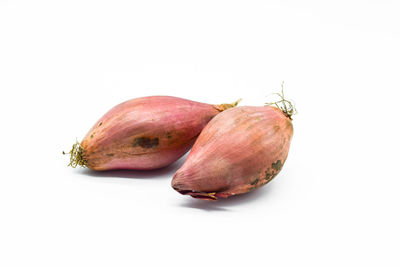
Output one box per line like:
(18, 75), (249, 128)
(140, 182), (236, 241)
(1, 0), (399, 266)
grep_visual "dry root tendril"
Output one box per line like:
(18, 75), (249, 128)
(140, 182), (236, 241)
(63, 140), (86, 168)
(265, 82), (297, 120)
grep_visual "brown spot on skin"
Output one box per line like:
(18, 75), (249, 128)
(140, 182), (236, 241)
(272, 160), (282, 172)
(263, 160), (284, 184)
(264, 170), (274, 181)
(274, 125), (280, 132)
(99, 122), (103, 126)
(106, 153), (114, 157)
(250, 178), (259, 185)
(264, 171), (277, 183)
(90, 135), (94, 138)
(133, 137), (159, 148)
(167, 132), (172, 139)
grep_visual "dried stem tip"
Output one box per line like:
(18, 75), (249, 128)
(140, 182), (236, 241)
(265, 82), (297, 120)
(215, 98), (242, 112)
(63, 141), (86, 168)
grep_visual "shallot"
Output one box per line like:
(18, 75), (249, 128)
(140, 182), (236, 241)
(172, 91), (295, 200)
(65, 96), (239, 170)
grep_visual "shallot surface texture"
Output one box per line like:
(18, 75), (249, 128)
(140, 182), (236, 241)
(172, 105), (293, 200)
(66, 96), (238, 170)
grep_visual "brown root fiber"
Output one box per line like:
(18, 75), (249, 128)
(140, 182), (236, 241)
(63, 141), (86, 168)
(265, 82), (297, 120)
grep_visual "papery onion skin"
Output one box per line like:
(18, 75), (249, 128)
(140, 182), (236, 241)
(171, 106), (293, 200)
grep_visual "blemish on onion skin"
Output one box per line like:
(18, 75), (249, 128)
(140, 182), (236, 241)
(99, 122), (103, 126)
(167, 132), (172, 139)
(133, 137), (159, 148)
(272, 160), (282, 171)
(106, 153), (114, 157)
(90, 135), (94, 138)
(250, 178), (259, 185)
(263, 160), (283, 183)
(264, 170), (274, 181)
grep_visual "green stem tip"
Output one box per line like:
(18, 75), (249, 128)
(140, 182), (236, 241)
(265, 82), (297, 120)
(63, 141), (86, 168)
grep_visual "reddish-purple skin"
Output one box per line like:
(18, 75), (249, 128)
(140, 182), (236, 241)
(172, 106), (293, 200)
(80, 96), (232, 170)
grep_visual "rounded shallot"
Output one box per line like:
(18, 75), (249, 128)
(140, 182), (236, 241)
(172, 91), (295, 200)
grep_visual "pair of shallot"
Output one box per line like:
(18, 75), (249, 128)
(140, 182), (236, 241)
(65, 91), (295, 200)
